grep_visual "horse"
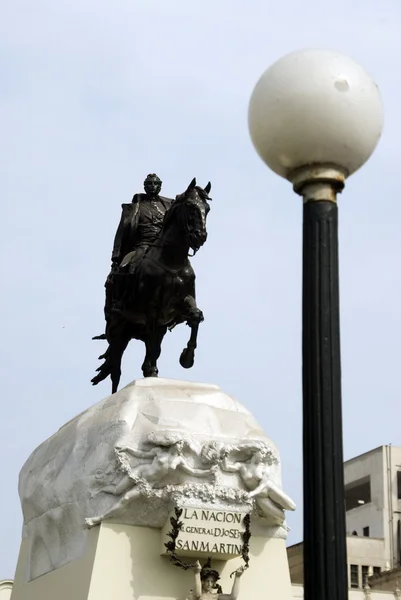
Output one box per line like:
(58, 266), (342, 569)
(91, 178), (211, 393)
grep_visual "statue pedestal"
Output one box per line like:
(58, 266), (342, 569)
(11, 522), (292, 600)
(10, 378), (295, 600)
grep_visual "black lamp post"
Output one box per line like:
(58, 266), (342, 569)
(248, 49), (383, 600)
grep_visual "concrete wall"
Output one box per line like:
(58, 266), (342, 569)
(287, 543), (304, 584)
(287, 537), (387, 588)
(388, 446), (401, 567)
(369, 565), (401, 591)
(344, 445), (401, 568)
(344, 446), (387, 542)
(347, 536), (387, 568)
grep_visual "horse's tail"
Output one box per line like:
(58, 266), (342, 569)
(91, 346), (112, 386)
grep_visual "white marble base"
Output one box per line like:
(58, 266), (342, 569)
(18, 378), (292, 581)
(10, 522), (293, 600)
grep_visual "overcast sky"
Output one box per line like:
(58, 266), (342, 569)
(1, 0), (401, 580)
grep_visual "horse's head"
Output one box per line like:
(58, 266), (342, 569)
(174, 178), (211, 253)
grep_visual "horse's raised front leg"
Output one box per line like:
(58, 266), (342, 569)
(180, 295), (204, 369)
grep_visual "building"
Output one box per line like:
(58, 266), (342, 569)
(288, 445), (401, 596)
(345, 446), (401, 568)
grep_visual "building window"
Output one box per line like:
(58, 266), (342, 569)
(373, 567), (381, 577)
(350, 564), (359, 588)
(363, 526), (370, 537)
(397, 471), (401, 500)
(362, 566), (369, 585)
(345, 477), (371, 511)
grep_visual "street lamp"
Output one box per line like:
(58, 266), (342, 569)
(248, 49), (383, 600)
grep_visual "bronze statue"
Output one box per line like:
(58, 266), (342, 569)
(92, 176), (211, 393)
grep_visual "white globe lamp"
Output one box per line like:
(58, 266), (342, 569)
(248, 49), (383, 199)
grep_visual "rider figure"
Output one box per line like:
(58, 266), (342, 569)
(104, 174), (172, 322)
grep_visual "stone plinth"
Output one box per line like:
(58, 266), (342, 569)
(11, 378), (295, 600)
(11, 523), (292, 600)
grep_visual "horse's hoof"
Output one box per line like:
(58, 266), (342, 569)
(180, 348), (195, 369)
(188, 309), (204, 327)
(143, 367), (159, 378)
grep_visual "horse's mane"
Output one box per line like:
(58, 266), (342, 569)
(193, 185), (211, 201)
(175, 185), (211, 203)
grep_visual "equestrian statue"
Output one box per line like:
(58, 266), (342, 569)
(92, 174), (211, 393)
